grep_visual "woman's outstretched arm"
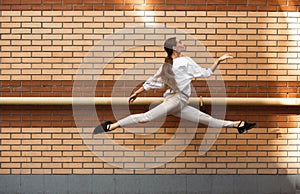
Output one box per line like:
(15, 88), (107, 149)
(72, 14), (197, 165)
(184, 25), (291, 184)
(210, 53), (233, 72)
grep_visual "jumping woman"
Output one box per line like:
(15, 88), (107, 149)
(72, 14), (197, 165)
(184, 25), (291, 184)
(93, 37), (256, 134)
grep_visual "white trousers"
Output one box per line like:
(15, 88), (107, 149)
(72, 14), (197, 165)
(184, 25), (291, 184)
(118, 93), (234, 128)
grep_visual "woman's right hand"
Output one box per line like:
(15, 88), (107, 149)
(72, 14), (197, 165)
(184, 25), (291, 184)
(129, 93), (138, 104)
(218, 53), (233, 62)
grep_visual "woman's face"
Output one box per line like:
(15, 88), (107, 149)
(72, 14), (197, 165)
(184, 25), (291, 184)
(173, 39), (186, 53)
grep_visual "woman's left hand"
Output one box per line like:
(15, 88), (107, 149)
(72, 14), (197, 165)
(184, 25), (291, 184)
(129, 93), (138, 104)
(218, 53), (233, 62)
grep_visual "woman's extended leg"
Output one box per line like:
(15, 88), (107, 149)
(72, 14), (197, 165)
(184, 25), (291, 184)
(172, 105), (238, 128)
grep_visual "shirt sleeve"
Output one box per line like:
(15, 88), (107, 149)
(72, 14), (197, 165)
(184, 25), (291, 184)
(143, 66), (164, 91)
(186, 57), (213, 78)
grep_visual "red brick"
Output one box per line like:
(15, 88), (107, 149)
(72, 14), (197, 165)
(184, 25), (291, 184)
(268, 81), (287, 87)
(258, 88), (277, 93)
(155, 5), (176, 10)
(288, 82), (300, 87)
(30, 6), (51, 11)
(289, 0), (300, 5)
(216, 5), (237, 10)
(103, 0), (123, 4)
(248, 81), (267, 87)
(166, 0), (185, 4)
(64, 0), (83, 4)
(42, 0), (62, 4)
(114, 5), (134, 10)
(207, 0), (226, 4)
(278, 122), (298, 128)
(74, 4), (94, 10)
(21, 81), (41, 87)
(176, 5), (198, 10)
(135, 5), (155, 10)
(52, 5), (73, 10)
(268, 0), (286, 5)
(94, 5), (114, 10)
(237, 87), (257, 93)
(228, 0), (247, 4)
(84, 0), (103, 4)
(197, 5), (217, 10)
(21, 0), (41, 4)
(42, 0), (62, 5)
(237, 5), (257, 10)
(83, 0), (103, 5)
(257, 5), (277, 11)
(248, 0), (266, 4)
(280, 5), (297, 11)
(2, 0), (21, 4)
(2, 81), (21, 87)
(124, 0), (144, 4)
(278, 88), (297, 93)
(186, 0), (205, 4)
(268, 94), (287, 98)
(226, 81), (247, 87)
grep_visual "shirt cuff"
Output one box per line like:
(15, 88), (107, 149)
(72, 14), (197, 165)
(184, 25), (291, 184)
(143, 83), (151, 91)
(208, 68), (213, 75)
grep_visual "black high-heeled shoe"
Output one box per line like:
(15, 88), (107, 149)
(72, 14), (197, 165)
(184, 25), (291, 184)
(93, 121), (113, 134)
(237, 121), (256, 134)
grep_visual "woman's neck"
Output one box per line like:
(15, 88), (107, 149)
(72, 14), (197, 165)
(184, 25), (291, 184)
(172, 52), (181, 59)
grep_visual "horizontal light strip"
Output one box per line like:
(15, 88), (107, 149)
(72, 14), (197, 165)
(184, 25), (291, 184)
(0, 97), (299, 106)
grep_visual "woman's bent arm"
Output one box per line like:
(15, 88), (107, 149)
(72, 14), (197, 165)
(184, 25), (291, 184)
(129, 86), (145, 103)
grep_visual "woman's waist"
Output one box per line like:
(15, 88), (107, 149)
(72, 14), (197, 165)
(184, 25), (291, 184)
(163, 90), (189, 101)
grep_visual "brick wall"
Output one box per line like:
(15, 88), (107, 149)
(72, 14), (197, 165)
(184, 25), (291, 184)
(0, 1), (300, 175)
(0, 0), (300, 11)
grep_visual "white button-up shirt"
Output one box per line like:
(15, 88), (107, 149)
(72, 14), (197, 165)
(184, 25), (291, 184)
(143, 56), (213, 97)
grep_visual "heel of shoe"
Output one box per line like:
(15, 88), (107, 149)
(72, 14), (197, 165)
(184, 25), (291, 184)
(237, 121), (256, 134)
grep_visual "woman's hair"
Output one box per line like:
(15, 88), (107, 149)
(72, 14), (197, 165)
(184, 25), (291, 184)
(155, 37), (180, 92)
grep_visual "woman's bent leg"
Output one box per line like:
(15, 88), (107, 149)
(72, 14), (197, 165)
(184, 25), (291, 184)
(118, 94), (181, 127)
